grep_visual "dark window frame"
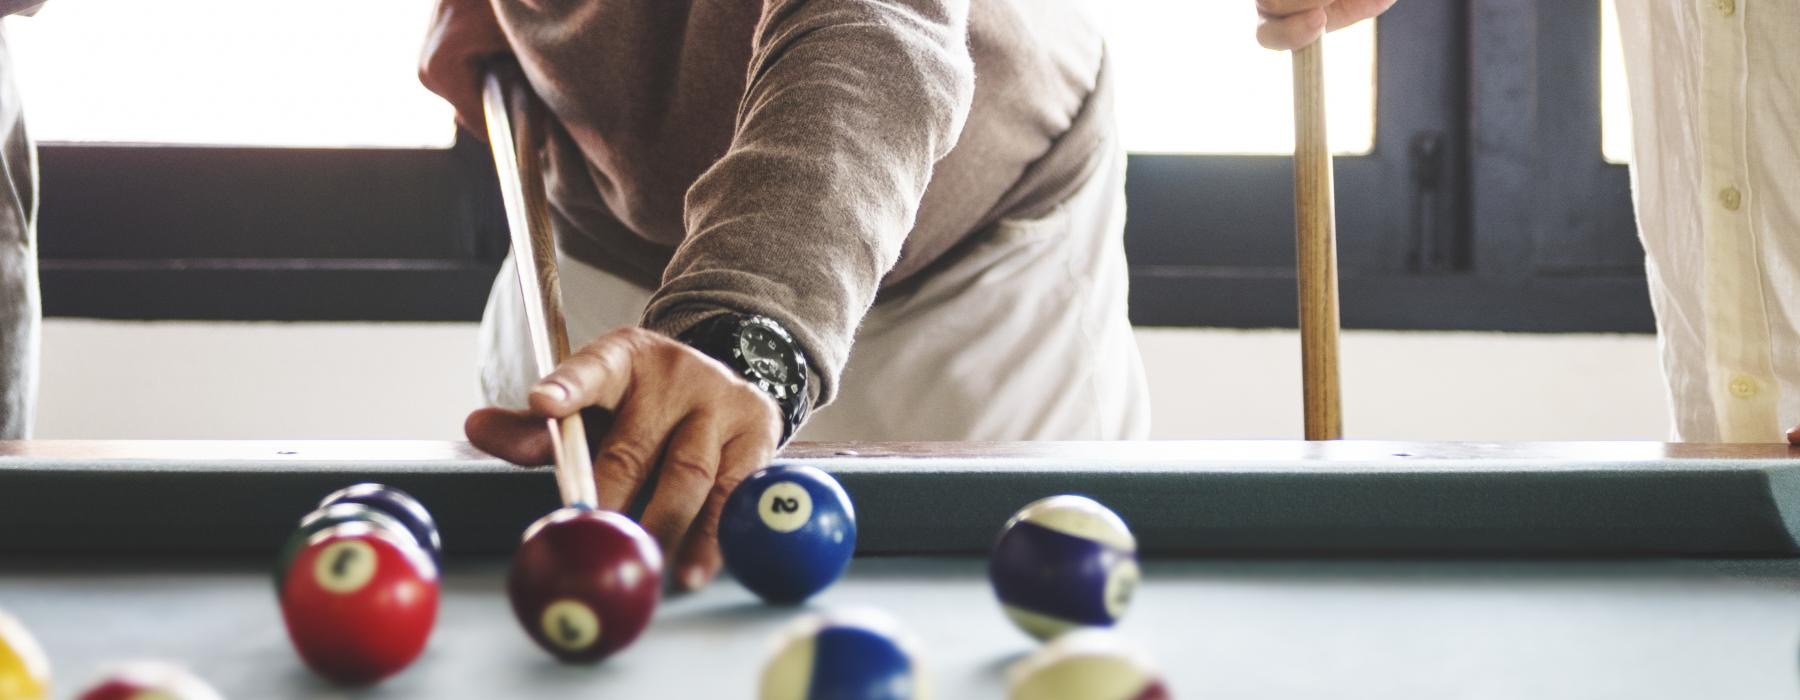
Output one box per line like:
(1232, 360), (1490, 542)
(37, 0), (1649, 332)
(39, 136), (507, 321)
(1128, 0), (1649, 333)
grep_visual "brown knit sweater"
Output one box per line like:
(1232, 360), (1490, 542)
(491, 0), (1110, 404)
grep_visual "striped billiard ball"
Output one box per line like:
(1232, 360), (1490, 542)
(759, 609), (926, 700)
(318, 483), (442, 560)
(1007, 629), (1168, 700)
(720, 464), (857, 603)
(989, 495), (1140, 641)
(279, 522), (439, 685)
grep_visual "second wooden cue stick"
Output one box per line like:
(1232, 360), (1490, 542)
(482, 67), (601, 507)
(1291, 41), (1344, 440)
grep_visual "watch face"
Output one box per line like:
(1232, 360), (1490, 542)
(738, 323), (791, 385)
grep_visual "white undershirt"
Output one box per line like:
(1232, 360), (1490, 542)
(1615, 0), (1800, 441)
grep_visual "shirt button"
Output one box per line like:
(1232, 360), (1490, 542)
(1715, 0), (1736, 16)
(1729, 375), (1759, 399)
(1719, 186), (1742, 211)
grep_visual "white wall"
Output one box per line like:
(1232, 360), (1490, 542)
(35, 320), (482, 440)
(33, 320), (1670, 441)
(1134, 328), (1668, 440)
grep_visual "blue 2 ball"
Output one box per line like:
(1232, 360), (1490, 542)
(720, 464), (857, 603)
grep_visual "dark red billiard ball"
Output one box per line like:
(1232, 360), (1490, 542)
(279, 522), (438, 685)
(77, 661), (222, 700)
(509, 507), (663, 663)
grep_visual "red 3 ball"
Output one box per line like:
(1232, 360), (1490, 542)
(279, 522), (439, 685)
(509, 506), (663, 663)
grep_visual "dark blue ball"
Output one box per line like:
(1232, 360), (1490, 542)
(319, 483), (441, 560)
(989, 495), (1139, 641)
(720, 464), (856, 603)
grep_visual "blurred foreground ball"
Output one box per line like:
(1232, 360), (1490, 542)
(77, 661), (222, 700)
(760, 608), (926, 700)
(1008, 629), (1167, 700)
(0, 608), (49, 700)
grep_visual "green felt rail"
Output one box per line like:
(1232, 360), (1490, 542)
(2, 440), (1798, 556)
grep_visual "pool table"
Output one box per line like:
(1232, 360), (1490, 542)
(3, 440), (1800, 698)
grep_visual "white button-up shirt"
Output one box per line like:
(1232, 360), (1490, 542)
(1615, 0), (1800, 441)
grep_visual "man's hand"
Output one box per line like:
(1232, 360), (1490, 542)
(418, 0), (511, 136)
(1255, 0), (1398, 50)
(465, 327), (784, 592)
(1787, 424), (1800, 446)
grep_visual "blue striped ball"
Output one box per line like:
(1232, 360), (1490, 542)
(759, 609), (926, 700)
(989, 495), (1139, 641)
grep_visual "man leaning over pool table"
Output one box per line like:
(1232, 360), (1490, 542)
(1257, 0), (1800, 444)
(420, 0), (1151, 592)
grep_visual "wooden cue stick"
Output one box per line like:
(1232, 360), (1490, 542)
(481, 66), (601, 508)
(1290, 41), (1344, 440)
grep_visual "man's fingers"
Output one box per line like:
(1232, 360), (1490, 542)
(1324, 0), (1398, 31)
(465, 406), (556, 466)
(530, 328), (644, 418)
(672, 432), (778, 592)
(417, 0), (512, 136)
(637, 414), (725, 572)
(590, 398), (683, 513)
(1256, 9), (1329, 50)
(1256, 0), (1333, 16)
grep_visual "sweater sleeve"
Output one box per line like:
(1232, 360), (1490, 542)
(0, 1), (47, 17)
(640, 0), (975, 407)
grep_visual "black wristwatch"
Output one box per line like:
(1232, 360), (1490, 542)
(677, 312), (811, 443)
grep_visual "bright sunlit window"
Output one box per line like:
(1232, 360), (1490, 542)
(5, 1), (1375, 155)
(1095, 1), (1377, 155)
(4, 0), (454, 148)
(1600, 0), (1632, 164)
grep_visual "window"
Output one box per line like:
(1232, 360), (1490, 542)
(1600, 0), (1632, 164)
(8, 1), (1647, 331)
(7, 0), (452, 148)
(1099, 1), (1377, 155)
(1123, 0), (1647, 332)
(8, 0), (503, 321)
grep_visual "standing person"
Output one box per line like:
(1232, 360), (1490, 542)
(421, 0), (1151, 590)
(0, 1), (43, 440)
(1256, 0), (1800, 443)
